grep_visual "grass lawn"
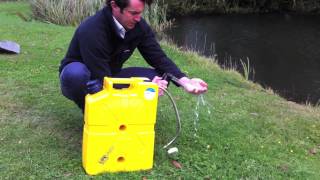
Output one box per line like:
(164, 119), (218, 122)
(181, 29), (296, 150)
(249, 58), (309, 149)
(1, 1), (320, 179)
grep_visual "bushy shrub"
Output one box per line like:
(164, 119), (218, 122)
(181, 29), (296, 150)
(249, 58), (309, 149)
(164, 0), (320, 15)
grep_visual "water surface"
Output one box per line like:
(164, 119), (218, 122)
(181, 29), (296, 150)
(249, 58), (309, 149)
(166, 13), (320, 104)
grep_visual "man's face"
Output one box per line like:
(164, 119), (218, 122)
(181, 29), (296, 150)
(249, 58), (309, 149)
(111, 0), (145, 30)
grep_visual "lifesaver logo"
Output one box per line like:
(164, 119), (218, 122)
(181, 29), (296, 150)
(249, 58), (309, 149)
(144, 88), (156, 100)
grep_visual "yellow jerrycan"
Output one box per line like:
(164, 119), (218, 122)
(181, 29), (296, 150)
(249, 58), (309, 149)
(82, 77), (159, 175)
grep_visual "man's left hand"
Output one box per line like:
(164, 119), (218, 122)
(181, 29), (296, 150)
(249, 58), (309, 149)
(179, 77), (208, 94)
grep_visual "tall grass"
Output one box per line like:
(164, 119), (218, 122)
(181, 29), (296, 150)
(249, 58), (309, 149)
(30, 0), (104, 26)
(143, 0), (172, 33)
(240, 57), (254, 81)
(29, 0), (171, 32)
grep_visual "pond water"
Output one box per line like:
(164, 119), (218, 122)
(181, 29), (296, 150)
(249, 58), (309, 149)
(165, 13), (320, 104)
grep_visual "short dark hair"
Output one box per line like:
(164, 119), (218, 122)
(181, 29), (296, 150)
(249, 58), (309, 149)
(106, 0), (153, 11)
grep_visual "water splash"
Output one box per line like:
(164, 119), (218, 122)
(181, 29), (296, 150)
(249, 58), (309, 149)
(193, 94), (213, 137)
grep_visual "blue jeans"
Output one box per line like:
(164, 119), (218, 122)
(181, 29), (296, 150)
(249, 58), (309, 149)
(59, 62), (160, 111)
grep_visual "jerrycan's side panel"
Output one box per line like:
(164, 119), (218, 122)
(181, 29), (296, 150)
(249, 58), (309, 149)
(82, 77), (158, 175)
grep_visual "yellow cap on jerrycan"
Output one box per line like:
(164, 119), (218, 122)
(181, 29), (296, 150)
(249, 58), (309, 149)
(82, 77), (159, 175)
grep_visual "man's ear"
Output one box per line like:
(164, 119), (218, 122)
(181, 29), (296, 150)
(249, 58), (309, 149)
(110, 0), (117, 9)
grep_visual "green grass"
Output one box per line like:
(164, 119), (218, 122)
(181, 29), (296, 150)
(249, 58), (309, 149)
(1, 2), (320, 179)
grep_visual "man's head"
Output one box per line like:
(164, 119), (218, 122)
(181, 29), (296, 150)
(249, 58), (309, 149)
(106, 0), (153, 30)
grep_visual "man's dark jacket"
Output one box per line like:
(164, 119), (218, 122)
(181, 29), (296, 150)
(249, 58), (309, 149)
(59, 7), (185, 81)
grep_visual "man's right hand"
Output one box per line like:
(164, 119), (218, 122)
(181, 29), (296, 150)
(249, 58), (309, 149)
(152, 76), (168, 96)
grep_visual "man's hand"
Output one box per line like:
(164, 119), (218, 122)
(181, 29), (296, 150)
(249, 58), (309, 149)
(178, 77), (208, 94)
(152, 76), (168, 96)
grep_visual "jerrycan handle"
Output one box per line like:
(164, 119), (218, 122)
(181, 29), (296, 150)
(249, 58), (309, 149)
(103, 77), (149, 91)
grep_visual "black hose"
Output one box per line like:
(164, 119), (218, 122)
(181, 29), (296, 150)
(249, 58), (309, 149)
(160, 87), (182, 149)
